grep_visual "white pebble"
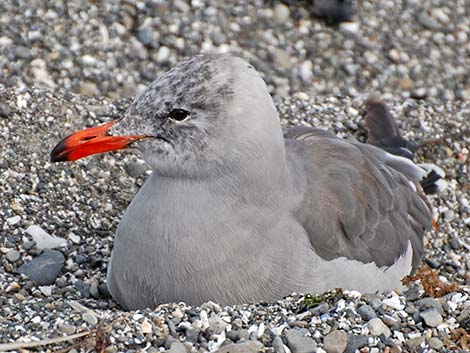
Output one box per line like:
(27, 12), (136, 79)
(26, 225), (67, 249)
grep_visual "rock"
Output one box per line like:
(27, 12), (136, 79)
(14, 45), (32, 60)
(58, 324), (76, 335)
(272, 335), (286, 353)
(419, 308), (443, 327)
(22, 240), (36, 251)
(82, 312), (98, 326)
(382, 296), (404, 310)
(214, 341), (264, 353)
(367, 318), (391, 338)
(167, 341), (186, 353)
(345, 335), (368, 353)
(404, 336), (425, 351)
(6, 250), (20, 262)
(0, 101), (11, 118)
(75, 279), (90, 298)
(357, 305), (377, 321)
(428, 337), (444, 350)
(415, 298), (444, 315)
(137, 25), (157, 46)
(25, 225), (67, 249)
(271, 48), (293, 70)
(323, 330), (347, 353)
(17, 250), (64, 285)
(79, 81), (98, 96)
(274, 3), (290, 23)
(285, 329), (317, 353)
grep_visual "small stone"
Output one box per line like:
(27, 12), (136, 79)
(0, 101), (11, 118)
(357, 305), (377, 321)
(137, 25), (157, 46)
(75, 279), (90, 298)
(272, 335), (286, 353)
(14, 45), (32, 60)
(17, 250), (64, 285)
(214, 341), (264, 353)
(82, 312), (98, 326)
(367, 318), (391, 338)
(6, 250), (20, 262)
(26, 225), (67, 249)
(274, 3), (290, 23)
(22, 240), (36, 251)
(428, 337), (444, 350)
(345, 335), (368, 353)
(271, 48), (293, 70)
(323, 330), (347, 353)
(156, 46), (170, 63)
(382, 296), (404, 310)
(404, 336), (425, 351)
(166, 340), (186, 353)
(419, 308), (443, 327)
(58, 324), (76, 335)
(285, 329), (317, 353)
(79, 82), (98, 96)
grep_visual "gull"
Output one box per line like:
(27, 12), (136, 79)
(51, 54), (441, 310)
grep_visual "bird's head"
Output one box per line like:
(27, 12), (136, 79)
(51, 54), (283, 177)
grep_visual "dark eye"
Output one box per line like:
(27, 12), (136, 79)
(168, 108), (190, 122)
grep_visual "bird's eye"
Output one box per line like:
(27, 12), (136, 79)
(168, 109), (190, 122)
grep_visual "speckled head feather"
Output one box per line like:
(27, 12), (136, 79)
(110, 54), (283, 178)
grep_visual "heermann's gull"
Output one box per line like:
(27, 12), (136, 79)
(51, 54), (442, 310)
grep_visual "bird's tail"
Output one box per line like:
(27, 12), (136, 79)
(364, 97), (446, 195)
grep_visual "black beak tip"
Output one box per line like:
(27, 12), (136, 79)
(50, 139), (68, 163)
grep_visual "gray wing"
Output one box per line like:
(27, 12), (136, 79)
(284, 126), (432, 272)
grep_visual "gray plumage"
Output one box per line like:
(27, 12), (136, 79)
(105, 54), (436, 310)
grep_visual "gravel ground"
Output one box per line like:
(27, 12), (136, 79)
(1, 0), (470, 352)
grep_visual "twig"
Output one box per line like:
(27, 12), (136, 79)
(0, 330), (92, 351)
(415, 129), (470, 152)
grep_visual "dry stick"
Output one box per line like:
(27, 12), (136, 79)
(415, 129), (470, 152)
(0, 330), (92, 351)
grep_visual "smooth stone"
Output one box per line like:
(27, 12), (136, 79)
(404, 336), (425, 351)
(82, 312), (98, 326)
(167, 341), (186, 353)
(285, 329), (317, 353)
(274, 3), (290, 23)
(357, 305), (377, 321)
(213, 341), (264, 353)
(345, 335), (368, 353)
(415, 298), (444, 315)
(367, 318), (391, 338)
(75, 279), (90, 298)
(428, 337), (444, 350)
(26, 225), (67, 249)
(323, 330), (347, 353)
(0, 101), (11, 118)
(17, 250), (64, 285)
(6, 250), (20, 262)
(420, 308), (443, 327)
(272, 335), (286, 353)
(14, 45), (32, 59)
(22, 240), (36, 250)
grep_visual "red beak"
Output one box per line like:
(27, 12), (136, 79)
(50, 120), (147, 162)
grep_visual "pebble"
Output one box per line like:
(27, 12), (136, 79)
(82, 312), (99, 326)
(272, 335), (286, 353)
(285, 329), (317, 353)
(6, 250), (20, 262)
(25, 225), (67, 249)
(404, 336), (425, 351)
(357, 305), (377, 321)
(214, 341), (264, 353)
(0, 101), (12, 118)
(17, 250), (64, 285)
(323, 330), (347, 353)
(274, 3), (290, 23)
(367, 318), (391, 338)
(419, 308), (443, 327)
(344, 335), (368, 353)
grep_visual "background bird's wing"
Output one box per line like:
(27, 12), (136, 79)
(284, 126), (432, 272)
